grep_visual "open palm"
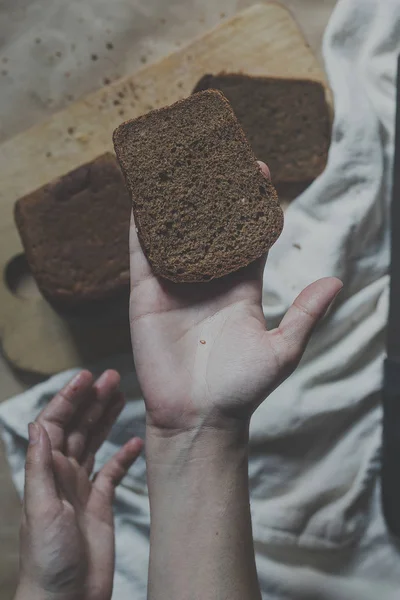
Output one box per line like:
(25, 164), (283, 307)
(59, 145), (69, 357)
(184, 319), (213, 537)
(129, 164), (342, 434)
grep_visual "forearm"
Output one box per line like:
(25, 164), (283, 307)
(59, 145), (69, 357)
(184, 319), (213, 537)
(146, 424), (261, 600)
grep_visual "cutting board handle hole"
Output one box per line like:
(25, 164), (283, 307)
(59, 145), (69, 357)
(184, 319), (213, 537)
(5, 254), (41, 300)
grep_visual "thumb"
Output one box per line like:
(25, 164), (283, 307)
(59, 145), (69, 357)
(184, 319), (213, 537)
(24, 422), (59, 519)
(269, 277), (343, 377)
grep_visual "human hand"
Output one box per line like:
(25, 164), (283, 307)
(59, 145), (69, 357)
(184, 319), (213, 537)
(15, 370), (143, 600)
(130, 162), (342, 436)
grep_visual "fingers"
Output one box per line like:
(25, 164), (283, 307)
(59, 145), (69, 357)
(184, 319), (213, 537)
(37, 369), (124, 471)
(89, 438), (143, 517)
(23, 423), (60, 519)
(130, 210), (154, 289)
(51, 451), (79, 507)
(65, 370), (121, 463)
(37, 370), (94, 452)
(51, 451), (92, 509)
(82, 391), (126, 474)
(269, 277), (343, 375)
(236, 160), (270, 281)
(257, 160), (271, 180)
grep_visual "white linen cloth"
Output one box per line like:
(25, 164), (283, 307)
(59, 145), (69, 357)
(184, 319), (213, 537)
(1, 0), (400, 597)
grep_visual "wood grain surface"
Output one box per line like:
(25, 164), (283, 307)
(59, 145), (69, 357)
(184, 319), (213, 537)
(0, 2), (329, 375)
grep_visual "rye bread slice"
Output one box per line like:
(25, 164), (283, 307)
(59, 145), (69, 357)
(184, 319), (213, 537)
(193, 74), (331, 185)
(113, 90), (283, 283)
(14, 153), (131, 310)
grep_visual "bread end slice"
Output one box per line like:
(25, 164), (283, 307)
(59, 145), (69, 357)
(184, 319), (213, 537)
(193, 73), (331, 184)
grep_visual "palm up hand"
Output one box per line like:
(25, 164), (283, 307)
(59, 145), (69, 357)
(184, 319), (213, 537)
(129, 163), (342, 434)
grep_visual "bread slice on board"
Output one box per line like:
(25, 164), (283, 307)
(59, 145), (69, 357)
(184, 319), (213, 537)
(113, 90), (283, 283)
(14, 153), (131, 310)
(193, 73), (331, 186)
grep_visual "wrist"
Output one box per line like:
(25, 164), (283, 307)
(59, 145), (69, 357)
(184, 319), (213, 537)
(145, 421), (250, 494)
(146, 418), (249, 464)
(145, 399), (252, 445)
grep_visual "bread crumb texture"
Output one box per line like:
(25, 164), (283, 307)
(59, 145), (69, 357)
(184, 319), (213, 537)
(113, 90), (283, 283)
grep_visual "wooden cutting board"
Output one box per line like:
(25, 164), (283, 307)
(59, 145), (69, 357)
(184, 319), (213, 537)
(0, 2), (329, 375)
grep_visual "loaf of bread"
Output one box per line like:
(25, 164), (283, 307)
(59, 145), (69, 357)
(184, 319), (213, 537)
(193, 73), (331, 187)
(14, 153), (131, 310)
(113, 90), (283, 283)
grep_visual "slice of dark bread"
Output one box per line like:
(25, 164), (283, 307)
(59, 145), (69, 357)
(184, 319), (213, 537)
(193, 74), (331, 185)
(113, 90), (283, 283)
(14, 153), (131, 310)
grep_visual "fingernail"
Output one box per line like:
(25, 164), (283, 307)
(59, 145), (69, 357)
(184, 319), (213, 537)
(132, 437), (144, 453)
(331, 285), (343, 306)
(324, 285), (343, 318)
(28, 422), (40, 445)
(96, 370), (111, 386)
(95, 369), (120, 390)
(69, 371), (84, 392)
(336, 285), (344, 297)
